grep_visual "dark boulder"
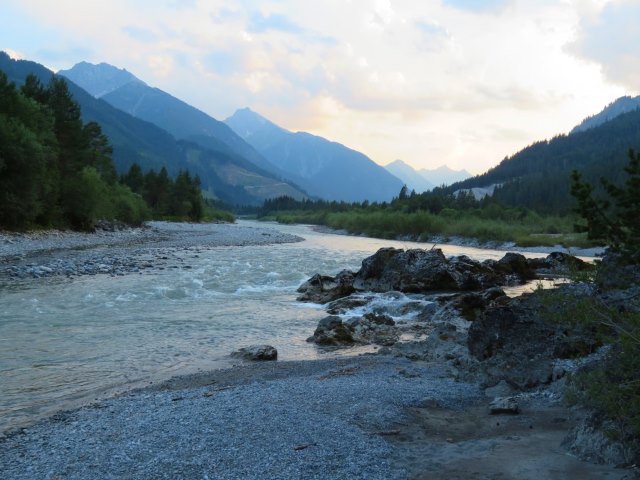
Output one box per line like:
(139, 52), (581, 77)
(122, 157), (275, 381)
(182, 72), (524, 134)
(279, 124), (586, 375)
(450, 287), (508, 321)
(307, 316), (355, 345)
(352, 248), (502, 294)
(325, 295), (371, 315)
(467, 289), (601, 390)
(497, 252), (535, 280)
(231, 344), (278, 361)
(346, 314), (400, 346)
(296, 270), (355, 304)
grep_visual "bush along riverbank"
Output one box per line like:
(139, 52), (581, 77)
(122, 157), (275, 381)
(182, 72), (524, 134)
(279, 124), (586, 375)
(296, 246), (640, 469)
(256, 191), (597, 249)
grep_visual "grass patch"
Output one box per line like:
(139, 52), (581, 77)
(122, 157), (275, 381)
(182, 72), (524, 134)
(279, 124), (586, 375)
(263, 207), (601, 249)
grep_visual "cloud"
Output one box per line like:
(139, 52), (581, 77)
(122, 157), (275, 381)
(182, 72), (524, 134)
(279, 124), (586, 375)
(122, 25), (158, 43)
(571, 0), (640, 91)
(205, 50), (239, 76)
(247, 11), (305, 34)
(442, 0), (510, 13)
(1, 0), (630, 174)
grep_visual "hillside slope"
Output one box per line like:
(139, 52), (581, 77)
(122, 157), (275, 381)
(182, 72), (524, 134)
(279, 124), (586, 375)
(1, 52), (305, 205)
(451, 108), (640, 213)
(225, 108), (404, 202)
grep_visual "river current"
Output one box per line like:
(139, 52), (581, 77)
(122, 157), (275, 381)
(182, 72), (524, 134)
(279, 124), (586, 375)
(0, 221), (553, 433)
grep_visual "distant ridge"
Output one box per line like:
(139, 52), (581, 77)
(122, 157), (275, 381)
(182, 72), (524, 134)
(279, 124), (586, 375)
(384, 160), (435, 192)
(225, 108), (404, 202)
(571, 96), (640, 134)
(448, 106), (640, 213)
(59, 61), (284, 178)
(58, 61), (142, 97)
(418, 165), (472, 187)
(1, 52), (306, 205)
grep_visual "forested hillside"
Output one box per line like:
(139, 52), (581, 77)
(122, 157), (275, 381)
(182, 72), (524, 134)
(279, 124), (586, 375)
(0, 52), (306, 206)
(452, 108), (640, 213)
(0, 72), (207, 229)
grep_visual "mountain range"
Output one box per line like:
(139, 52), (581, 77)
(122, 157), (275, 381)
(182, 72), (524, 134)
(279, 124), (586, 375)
(5, 52), (637, 213)
(61, 62), (405, 203)
(384, 160), (472, 192)
(224, 108), (403, 202)
(0, 52), (306, 205)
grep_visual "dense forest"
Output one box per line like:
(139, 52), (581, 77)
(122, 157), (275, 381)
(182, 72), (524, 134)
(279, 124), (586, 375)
(0, 71), (220, 230)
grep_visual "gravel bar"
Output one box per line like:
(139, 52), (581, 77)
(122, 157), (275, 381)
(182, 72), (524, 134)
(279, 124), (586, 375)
(0, 356), (482, 480)
(0, 221), (303, 281)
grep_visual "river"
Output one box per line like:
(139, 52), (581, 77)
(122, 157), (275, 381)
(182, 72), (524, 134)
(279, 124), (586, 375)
(0, 221), (557, 434)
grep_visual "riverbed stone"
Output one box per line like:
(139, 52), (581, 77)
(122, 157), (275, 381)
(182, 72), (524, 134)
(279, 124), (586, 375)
(307, 316), (355, 345)
(232, 345), (278, 361)
(489, 397), (519, 415)
(296, 270), (356, 304)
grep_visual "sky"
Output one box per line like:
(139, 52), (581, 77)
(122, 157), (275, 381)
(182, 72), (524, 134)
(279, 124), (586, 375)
(2, 0), (639, 174)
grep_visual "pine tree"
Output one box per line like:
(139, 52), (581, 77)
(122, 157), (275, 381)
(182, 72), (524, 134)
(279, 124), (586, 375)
(571, 149), (640, 262)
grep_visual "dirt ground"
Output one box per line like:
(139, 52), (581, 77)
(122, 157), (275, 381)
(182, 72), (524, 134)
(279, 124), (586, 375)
(390, 402), (632, 480)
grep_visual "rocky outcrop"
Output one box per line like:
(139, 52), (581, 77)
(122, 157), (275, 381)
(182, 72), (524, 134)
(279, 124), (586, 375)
(563, 417), (634, 467)
(596, 253), (640, 292)
(306, 316), (355, 345)
(353, 248), (504, 293)
(449, 287), (508, 321)
(467, 287), (601, 389)
(231, 344), (278, 361)
(296, 270), (355, 304)
(345, 313), (400, 346)
(307, 313), (400, 347)
(298, 248), (594, 306)
(527, 252), (592, 275)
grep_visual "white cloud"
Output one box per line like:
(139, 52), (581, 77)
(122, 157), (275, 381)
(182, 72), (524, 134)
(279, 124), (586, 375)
(571, 0), (640, 92)
(1, 0), (632, 174)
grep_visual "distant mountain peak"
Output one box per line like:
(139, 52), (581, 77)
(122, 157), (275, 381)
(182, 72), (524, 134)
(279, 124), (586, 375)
(418, 164), (472, 187)
(571, 95), (640, 134)
(225, 107), (287, 143)
(59, 61), (143, 98)
(384, 160), (435, 193)
(226, 109), (403, 202)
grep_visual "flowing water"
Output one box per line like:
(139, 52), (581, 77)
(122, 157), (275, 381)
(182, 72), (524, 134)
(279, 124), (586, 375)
(0, 221), (562, 433)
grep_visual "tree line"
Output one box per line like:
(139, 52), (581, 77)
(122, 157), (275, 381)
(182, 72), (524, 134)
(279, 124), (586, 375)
(0, 71), (213, 230)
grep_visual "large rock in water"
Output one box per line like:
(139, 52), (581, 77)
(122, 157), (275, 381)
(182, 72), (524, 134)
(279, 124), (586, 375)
(307, 314), (400, 347)
(352, 248), (503, 293)
(296, 270), (355, 304)
(307, 316), (355, 345)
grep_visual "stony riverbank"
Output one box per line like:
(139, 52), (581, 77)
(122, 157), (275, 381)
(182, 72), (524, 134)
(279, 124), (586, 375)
(0, 228), (635, 479)
(0, 221), (303, 280)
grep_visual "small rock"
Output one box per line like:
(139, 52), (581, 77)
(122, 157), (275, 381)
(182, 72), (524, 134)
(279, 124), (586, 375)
(489, 397), (519, 415)
(484, 380), (513, 398)
(231, 344), (278, 361)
